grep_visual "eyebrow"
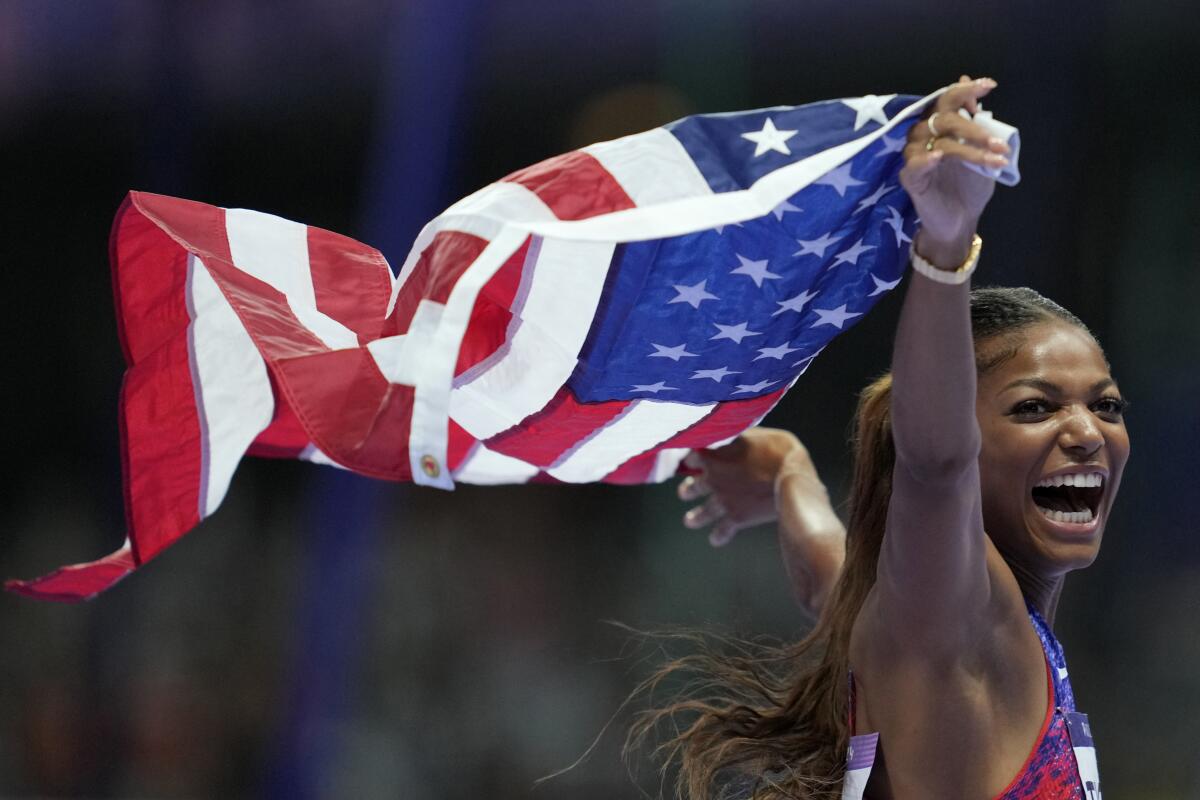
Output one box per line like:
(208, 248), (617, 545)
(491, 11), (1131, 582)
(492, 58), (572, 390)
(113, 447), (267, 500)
(1001, 377), (1116, 395)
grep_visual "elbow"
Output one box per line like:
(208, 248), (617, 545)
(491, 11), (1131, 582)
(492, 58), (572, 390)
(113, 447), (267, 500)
(893, 430), (981, 486)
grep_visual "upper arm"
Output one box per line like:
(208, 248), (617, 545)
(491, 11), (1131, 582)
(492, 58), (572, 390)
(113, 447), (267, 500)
(872, 457), (995, 655)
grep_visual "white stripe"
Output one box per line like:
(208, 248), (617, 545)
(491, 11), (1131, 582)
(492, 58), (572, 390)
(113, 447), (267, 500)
(546, 401), (713, 484)
(388, 182), (556, 316)
(448, 236), (616, 439)
(299, 443), (350, 470)
(649, 448), (691, 483)
(187, 255), (275, 517)
(452, 443), (540, 485)
(367, 299), (444, 387)
(224, 208), (359, 350)
(583, 126), (714, 205)
(408, 226), (530, 489)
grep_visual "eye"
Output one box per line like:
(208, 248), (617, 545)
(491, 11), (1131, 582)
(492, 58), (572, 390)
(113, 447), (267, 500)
(1010, 398), (1055, 417)
(1092, 396), (1129, 419)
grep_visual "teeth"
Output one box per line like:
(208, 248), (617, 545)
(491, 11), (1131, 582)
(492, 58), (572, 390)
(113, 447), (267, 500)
(1035, 506), (1095, 524)
(1035, 472), (1104, 488)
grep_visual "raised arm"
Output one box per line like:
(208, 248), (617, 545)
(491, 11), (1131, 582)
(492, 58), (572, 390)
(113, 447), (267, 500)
(873, 78), (1012, 650)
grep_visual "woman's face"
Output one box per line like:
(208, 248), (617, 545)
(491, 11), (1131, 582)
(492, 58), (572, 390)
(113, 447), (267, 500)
(976, 320), (1130, 574)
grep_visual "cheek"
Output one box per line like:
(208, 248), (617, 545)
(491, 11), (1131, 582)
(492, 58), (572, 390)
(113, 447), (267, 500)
(977, 426), (1042, 510)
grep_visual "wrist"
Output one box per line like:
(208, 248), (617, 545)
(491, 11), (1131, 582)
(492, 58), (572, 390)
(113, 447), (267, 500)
(914, 229), (977, 270)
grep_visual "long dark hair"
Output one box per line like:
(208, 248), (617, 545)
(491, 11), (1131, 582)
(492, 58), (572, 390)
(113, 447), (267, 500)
(625, 287), (1090, 800)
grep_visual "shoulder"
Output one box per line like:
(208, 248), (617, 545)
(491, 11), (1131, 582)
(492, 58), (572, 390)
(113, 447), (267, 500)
(847, 538), (1050, 792)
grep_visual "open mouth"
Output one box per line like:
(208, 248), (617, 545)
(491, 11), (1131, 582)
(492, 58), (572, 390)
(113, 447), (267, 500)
(1031, 472), (1105, 525)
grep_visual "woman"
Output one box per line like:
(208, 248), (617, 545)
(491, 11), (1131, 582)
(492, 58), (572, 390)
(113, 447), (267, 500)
(644, 77), (1130, 798)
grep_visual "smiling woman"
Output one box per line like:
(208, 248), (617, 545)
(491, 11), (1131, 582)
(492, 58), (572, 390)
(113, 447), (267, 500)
(637, 78), (1130, 800)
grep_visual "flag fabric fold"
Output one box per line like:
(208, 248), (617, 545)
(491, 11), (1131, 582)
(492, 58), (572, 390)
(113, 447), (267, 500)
(8, 86), (1020, 601)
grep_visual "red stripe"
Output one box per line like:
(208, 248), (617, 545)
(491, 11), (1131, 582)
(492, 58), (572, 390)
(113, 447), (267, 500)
(485, 388), (629, 468)
(202, 259), (330, 360)
(272, 348), (413, 480)
(307, 226), (394, 342)
(446, 419), (478, 472)
(9, 195), (216, 600)
(248, 371), (310, 459)
(4, 547), (136, 603)
(602, 450), (658, 485)
(601, 388), (788, 484)
(653, 388), (786, 450)
(505, 150), (635, 220)
(115, 197), (215, 564)
(389, 230), (490, 335)
(454, 237), (529, 378)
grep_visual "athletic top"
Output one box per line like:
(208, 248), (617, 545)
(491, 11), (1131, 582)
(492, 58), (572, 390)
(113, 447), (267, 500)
(841, 599), (1102, 799)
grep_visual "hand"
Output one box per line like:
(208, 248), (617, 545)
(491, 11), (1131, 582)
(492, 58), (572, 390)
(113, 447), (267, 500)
(678, 429), (847, 617)
(678, 428), (802, 547)
(900, 75), (1009, 267)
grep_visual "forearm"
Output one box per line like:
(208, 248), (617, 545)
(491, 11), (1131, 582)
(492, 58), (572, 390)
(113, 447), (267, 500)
(775, 456), (846, 617)
(890, 234), (981, 476)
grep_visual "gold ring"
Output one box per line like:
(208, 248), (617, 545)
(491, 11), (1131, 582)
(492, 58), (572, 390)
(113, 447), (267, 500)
(925, 136), (939, 152)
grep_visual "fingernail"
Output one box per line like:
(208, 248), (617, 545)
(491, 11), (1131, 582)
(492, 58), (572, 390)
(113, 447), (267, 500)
(986, 153), (1009, 166)
(988, 136), (1011, 153)
(929, 150), (944, 161)
(976, 77), (997, 87)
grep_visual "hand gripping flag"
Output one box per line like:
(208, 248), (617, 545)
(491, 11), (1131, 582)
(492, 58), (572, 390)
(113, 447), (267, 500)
(8, 87), (1019, 601)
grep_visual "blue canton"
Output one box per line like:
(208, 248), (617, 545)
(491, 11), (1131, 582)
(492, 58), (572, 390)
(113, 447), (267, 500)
(569, 95), (921, 404)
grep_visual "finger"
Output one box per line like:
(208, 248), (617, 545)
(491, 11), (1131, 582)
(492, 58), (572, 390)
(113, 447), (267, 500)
(899, 146), (945, 193)
(926, 136), (1009, 169)
(683, 497), (724, 530)
(708, 519), (741, 548)
(958, 75), (979, 114)
(677, 475), (712, 502)
(935, 77), (997, 116)
(927, 111), (1010, 154)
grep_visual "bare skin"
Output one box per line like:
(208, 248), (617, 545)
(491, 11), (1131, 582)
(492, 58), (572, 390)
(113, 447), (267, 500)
(680, 77), (1130, 797)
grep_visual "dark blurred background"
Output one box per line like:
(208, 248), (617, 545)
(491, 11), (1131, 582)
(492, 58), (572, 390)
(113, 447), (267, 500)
(1, 1), (1198, 797)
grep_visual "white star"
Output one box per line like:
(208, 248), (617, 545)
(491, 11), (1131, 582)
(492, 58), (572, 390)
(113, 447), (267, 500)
(669, 279), (719, 309)
(773, 288), (818, 316)
(691, 366), (740, 383)
(714, 221), (743, 235)
(755, 342), (801, 361)
(884, 205), (912, 247)
(794, 232), (843, 258)
(874, 134), (905, 157)
(733, 379), (779, 394)
(631, 381), (676, 393)
(841, 94), (896, 130)
(730, 254), (782, 287)
(832, 238), (876, 267)
(811, 304), (862, 329)
(741, 117), (798, 157)
(710, 321), (761, 345)
(648, 343), (698, 361)
(869, 273), (902, 296)
(854, 183), (895, 215)
(814, 163), (866, 197)
(771, 199), (803, 220)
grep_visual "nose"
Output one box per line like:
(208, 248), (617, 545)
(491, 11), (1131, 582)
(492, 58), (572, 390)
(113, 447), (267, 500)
(1058, 405), (1104, 458)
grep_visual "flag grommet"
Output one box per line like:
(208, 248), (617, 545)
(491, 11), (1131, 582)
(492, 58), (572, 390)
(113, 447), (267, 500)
(420, 454), (441, 479)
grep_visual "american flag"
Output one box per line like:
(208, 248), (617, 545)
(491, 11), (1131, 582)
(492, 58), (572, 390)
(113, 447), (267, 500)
(9, 88), (991, 602)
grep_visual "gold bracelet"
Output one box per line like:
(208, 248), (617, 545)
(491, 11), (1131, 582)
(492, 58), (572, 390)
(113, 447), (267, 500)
(909, 234), (982, 286)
